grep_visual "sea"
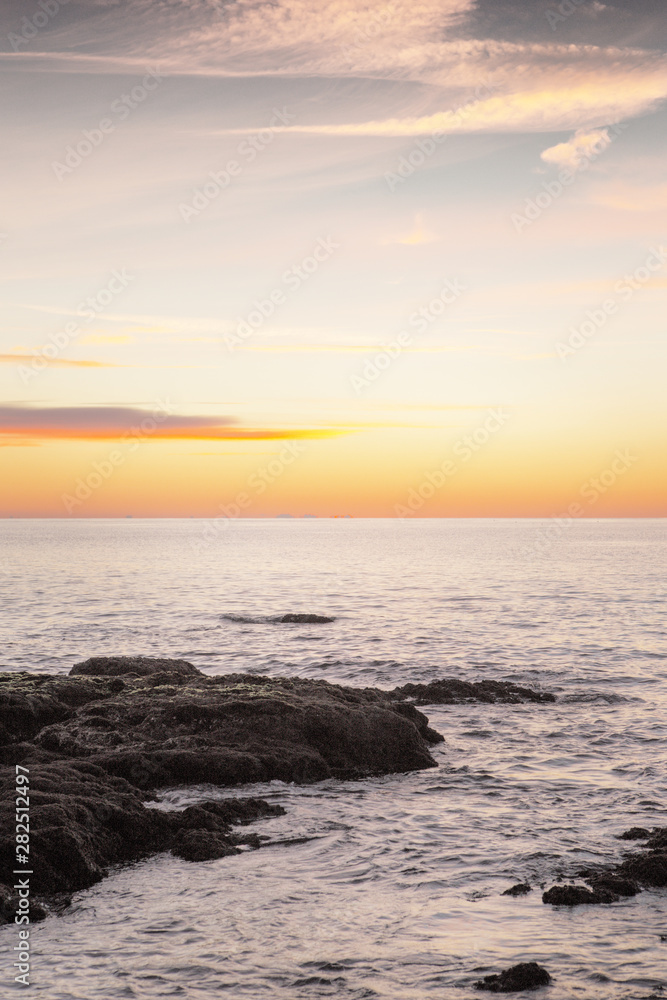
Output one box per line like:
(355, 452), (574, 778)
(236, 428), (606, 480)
(1, 518), (666, 999)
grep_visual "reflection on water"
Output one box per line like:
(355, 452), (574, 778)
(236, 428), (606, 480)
(1, 520), (666, 997)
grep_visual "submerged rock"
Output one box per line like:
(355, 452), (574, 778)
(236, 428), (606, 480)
(275, 614), (335, 624)
(502, 883), (532, 896)
(475, 962), (551, 992)
(392, 678), (555, 705)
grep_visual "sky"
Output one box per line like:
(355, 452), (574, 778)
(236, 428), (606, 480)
(1, 0), (666, 517)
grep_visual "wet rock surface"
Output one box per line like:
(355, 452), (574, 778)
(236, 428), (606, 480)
(392, 678), (556, 705)
(474, 962), (551, 992)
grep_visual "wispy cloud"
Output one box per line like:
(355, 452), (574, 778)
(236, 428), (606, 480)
(3, 0), (665, 136)
(0, 354), (118, 369)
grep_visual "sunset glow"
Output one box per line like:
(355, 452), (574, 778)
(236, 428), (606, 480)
(1, 0), (666, 517)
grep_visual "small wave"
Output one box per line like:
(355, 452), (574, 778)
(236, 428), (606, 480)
(221, 613), (335, 625)
(561, 691), (632, 705)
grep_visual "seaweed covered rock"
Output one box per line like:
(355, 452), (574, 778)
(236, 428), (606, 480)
(618, 827), (650, 841)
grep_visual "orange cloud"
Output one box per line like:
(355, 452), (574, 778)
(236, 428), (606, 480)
(0, 404), (351, 443)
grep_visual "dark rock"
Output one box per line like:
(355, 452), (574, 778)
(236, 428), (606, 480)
(0, 885), (49, 925)
(393, 678), (555, 706)
(587, 874), (639, 897)
(475, 962), (551, 992)
(549, 826), (667, 906)
(542, 884), (616, 905)
(70, 656), (201, 678)
(0, 673), (117, 745)
(170, 830), (241, 862)
(615, 826), (667, 888)
(34, 673), (439, 788)
(0, 759), (284, 904)
(502, 883), (532, 896)
(618, 849), (667, 887)
(390, 701), (445, 744)
(618, 827), (650, 840)
(275, 614), (335, 624)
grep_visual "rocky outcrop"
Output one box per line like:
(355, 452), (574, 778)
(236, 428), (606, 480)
(474, 962), (551, 992)
(0, 658), (447, 916)
(0, 657), (563, 922)
(27, 663), (440, 788)
(392, 678), (556, 705)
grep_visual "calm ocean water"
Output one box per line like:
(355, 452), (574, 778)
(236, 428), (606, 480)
(1, 518), (666, 998)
